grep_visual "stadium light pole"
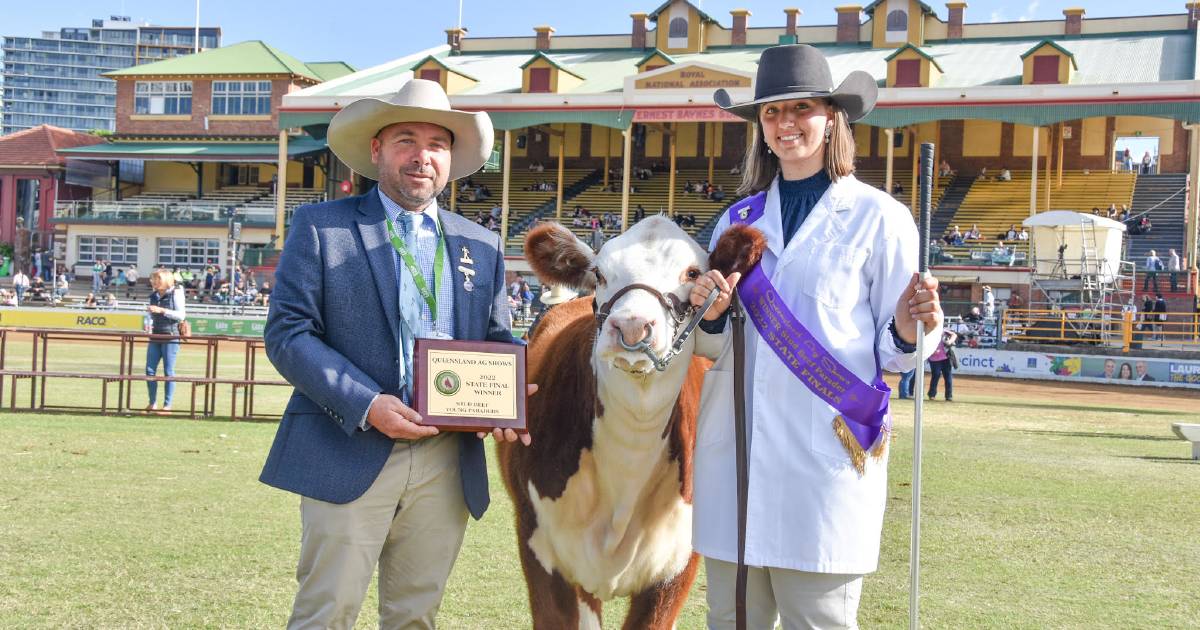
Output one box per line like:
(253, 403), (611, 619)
(910, 142), (935, 630)
(194, 0), (200, 53)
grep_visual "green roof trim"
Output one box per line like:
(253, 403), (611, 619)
(409, 55), (479, 81)
(518, 51), (585, 79)
(862, 100), (1200, 128)
(105, 41), (321, 81)
(489, 109), (634, 131)
(884, 44), (944, 72)
(647, 0), (719, 24)
(1020, 39), (1079, 69)
(56, 136), (327, 162)
(635, 49), (677, 68)
(305, 61), (356, 82)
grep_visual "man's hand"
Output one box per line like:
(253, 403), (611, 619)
(894, 272), (942, 345)
(477, 384), (538, 446)
(366, 394), (439, 440)
(690, 270), (742, 321)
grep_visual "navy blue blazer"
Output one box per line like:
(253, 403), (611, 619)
(259, 186), (513, 519)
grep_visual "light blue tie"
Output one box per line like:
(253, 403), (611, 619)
(396, 212), (422, 403)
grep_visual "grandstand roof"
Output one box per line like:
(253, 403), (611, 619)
(56, 136), (327, 162)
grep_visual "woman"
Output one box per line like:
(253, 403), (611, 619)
(689, 44), (943, 629)
(144, 268), (187, 413)
(1119, 362), (1135, 380)
(927, 329), (958, 401)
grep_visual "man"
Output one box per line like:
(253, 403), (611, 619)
(1103, 358), (1116, 379)
(1143, 249), (1162, 293)
(260, 79), (532, 629)
(1135, 360), (1156, 381)
(12, 268), (29, 305)
(1168, 249), (1181, 293)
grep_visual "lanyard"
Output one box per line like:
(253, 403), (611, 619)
(385, 213), (445, 320)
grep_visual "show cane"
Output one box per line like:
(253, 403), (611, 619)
(731, 287), (749, 630)
(910, 142), (935, 629)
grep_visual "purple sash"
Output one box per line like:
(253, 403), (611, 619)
(729, 192), (891, 452)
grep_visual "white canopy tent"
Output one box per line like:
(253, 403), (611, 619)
(1022, 211), (1127, 283)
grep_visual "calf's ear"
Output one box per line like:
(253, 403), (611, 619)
(709, 224), (767, 277)
(525, 223), (599, 291)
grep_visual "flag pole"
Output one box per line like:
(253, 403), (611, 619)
(910, 142), (935, 629)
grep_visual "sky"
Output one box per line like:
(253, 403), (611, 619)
(0, 0), (1184, 71)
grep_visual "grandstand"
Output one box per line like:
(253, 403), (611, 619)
(936, 170), (1136, 265)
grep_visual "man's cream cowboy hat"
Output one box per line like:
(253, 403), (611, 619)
(538, 284), (578, 306)
(327, 79), (493, 182)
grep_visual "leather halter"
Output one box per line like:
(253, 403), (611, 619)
(594, 281), (720, 372)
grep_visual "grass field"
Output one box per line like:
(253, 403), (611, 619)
(1, 335), (1198, 628)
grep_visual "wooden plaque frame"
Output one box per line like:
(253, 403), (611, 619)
(413, 339), (527, 432)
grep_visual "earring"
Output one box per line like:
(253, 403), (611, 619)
(766, 146), (773, 155)
(825, 126), (833, 143)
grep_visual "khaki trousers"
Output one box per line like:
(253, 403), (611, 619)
(287, 434), (469, 630)
(704, 557), (863, 630)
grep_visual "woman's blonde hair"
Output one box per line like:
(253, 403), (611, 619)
(150, 269), (175, 289)
(736, 100), (857, 197)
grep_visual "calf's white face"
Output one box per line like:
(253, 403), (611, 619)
(591, 216), (707, 376)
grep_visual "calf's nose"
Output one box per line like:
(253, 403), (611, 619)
(612, 315), (654, 348)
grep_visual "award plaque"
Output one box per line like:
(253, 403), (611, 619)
(412, 339), (527, 432)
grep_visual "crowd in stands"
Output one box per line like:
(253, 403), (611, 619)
(8, 260), (270, 309)
(939, 222), (1027, 265)
(683, 180), (726, 202)
(455, 177), (492, 203)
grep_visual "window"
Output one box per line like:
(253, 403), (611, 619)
(894, 59), (921, 87)
(1032, 55), (1060, 84)
(134, 81), (192, 115)
(212, 80), (272, 116)
(644, 64), (665, 73)
(157, 238), (221, 268)
(419, 69), (441, 82)
(528, 67), (551, 93)
(78, 236), (138, 265)
(886, 10), (908, 32)
(668, 17), (688, 38)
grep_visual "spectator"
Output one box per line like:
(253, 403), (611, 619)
(126, 267), (139, 299)
(53, 273), (69, 302)
(1005, 224), (1019, 241)
(0, 289), (16, 306)
(1017, 227), (1029, 241)
(965, 224), (982, 241)
(891, 181), (903, 195)
(711, 185), (726, 202)
(1141, 151), (1153, 174)
(634, 204), (646, 223)
(12, 269), (30, 305)
(84, 292), (98, 308)
(490, 203), (502, 223)
(897, 368), (915, 400)
(1122, 148), (1133, 171)
(104, 260), (114, 287)
(104, 293), (118, 309)
(1153, 294), (1168, 341)
(1007, 291), (1024, 310)
(1143, 249), (1162, 293)
(729, 164), (740, 175)
(944, 225), (963, 246)
(1141, 294), (1155, 342)
(91, 260), (104, 293)
(927, 329), (958, 401)
(938, 159), (954, 177)
(257, 281), (271, 307)
(977, 167), (989, 180)
(929, 239), (953, 264)
(1168, 249), (1182, 292)
(589, 225), (606, 252)
(998, 168), (1012, 181)
(982, 285), (995, 320)
(144, 269), (186, 414)
(29, 275), (47, 302)
(991, 241), (1013, 266)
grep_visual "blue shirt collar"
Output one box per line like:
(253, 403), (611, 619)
(377, 187), (441, 234)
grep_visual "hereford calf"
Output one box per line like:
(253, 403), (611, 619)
(499, 216), (725, 629)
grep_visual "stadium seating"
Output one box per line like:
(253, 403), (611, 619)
(938, 170), (1135, 264)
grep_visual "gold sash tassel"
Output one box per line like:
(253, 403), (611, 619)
(833, 415), (890, 476)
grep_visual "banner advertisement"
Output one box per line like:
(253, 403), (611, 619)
(0, 309), (265, 337)
(0, 309), (143, 331)
(953, 348), (1200, 388)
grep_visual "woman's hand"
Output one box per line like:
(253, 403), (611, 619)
(690, 270), (742, 321)
(894, 273), (942, 344)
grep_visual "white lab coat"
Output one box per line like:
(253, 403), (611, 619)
(693, 174), (941, 574)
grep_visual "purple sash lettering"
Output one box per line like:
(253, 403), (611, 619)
(730, 193), (891, 451)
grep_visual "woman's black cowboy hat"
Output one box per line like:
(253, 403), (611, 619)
(714, 44), (878, 123)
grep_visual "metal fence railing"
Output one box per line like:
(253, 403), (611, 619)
(1001, 308), (1200, 351)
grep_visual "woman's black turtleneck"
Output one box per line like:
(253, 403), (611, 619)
(778, 169), (831, 246)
